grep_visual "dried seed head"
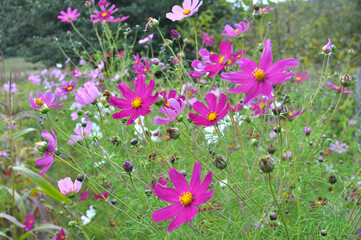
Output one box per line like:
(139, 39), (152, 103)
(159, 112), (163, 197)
(259, 155), (275, 173)
(214, 155), (227, 170)
(267, 145), (276, 155)
(327, 174), (337, 184)
(166, 127), (180, 139)
(339, 74), (352, 87)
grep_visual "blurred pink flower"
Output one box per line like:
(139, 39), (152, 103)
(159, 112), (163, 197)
(201, 33), (214, 46)
(139, 34), (154, 44)
(75, 81), (99, 105)
(23, 213), (35, 232)
(58, 7), (80, 23)
(260, 6), (276, 14)
(166, 0), (203, 22)
(221, 19), (252, 38)
(79, 190), (90, 202)
(322, 39), (332, 53)
(95, 190), (109, 200)
(29, 91), (63, 113)
(90, 5), (129, 24)
(55, 229), (66, 240)
(204, 39), (233, 77)
(3, 81), (17, 94)
(325, 81), (353, 94)
(68, 121), (93, 145)
(348, 120), (357, 125)
(35, 128), (57, 175)
(295, 71), (311, 83)
(28, 75), (41, 85)
(250, 97), (270, 116)
(155, 98), (186, 125)
(58, 177), (82, 197)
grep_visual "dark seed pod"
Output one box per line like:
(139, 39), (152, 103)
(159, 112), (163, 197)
(259, 155), (275, 173)
(270, 212), (277, 221)
(130, 138), (139, 146)
(76, 174), (85, 182)
(267, 145), (276, 155)
(328, 174), (337, 184)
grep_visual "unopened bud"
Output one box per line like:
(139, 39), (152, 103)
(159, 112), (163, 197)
(213, 155), (227, 170)
(321, 230), (327, 236)
(267, 145), (276, 155)
(109, 136), (120, 146)
(181, 170), (187, 177)
(145, 189), (152, 196)
(327, 174), (337, 184)
(35, 141), (48, 153)
(166, 127), (180, 139)
(130, 138), (139, 145)
(253, 5), (262, 20)
(270, 212), (277, 221)
(76, 174), (85, 182)
(171, 29), (180, 38)
(164, 39), (173, 47)
(259, 155), (275, 173)
(339, 74), (352, 87)
(123, 161), (133, 173)
(151, 58), (160, 65)
(148, 17), (159, 28)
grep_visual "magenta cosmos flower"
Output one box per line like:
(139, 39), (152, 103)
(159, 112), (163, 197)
(94, 190), (109, 200)
(221, 39), (298, 104)
(68, 121), (93, 145)
(201, 33), (214, 47)
(29, 91), (63, 113)
(58, 177), (82, 197)
(295, 71), (311, 83)
(204, 39), (233, 77)
(55, 229), (66, 240)
(151, 162), (214, 232)
(57, 80), (77, 95)
(160, 89), (185, 108)
(166, 0), (203, 22)
(110, 75), (158, 125)
(58, 7), (80, 23)
(36, 128), (57, 175)
(139, 34), (154, 44)
(250, 97), (270, 116)
(261, 6), (276, 14)
(23, 213), (35, 232)
(287, 110), (305, 119)
(3, 81), (17, 94)
(90, 5), (129, 24)
(221, 19), (252, 38)
(75, 81), (100, 105)
(132, 59), (151, 75)
(154, 98), (187, 125)
(325, 81), (353, 94)
(189, 93), (229, 127)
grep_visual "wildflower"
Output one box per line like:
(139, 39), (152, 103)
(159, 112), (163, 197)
(57, 80), (77, 95)
(203, 39), (233, 77)
(68, 121), (93, 145)
(0, 151), (8, 158)
(23, 213), (35, 232)
(221, 19), (252, 38)
(139, 34), (154, 44)
(201, 32), (214, 46)
(253, 5), (262, 20)
(58, 7), (80, 23)
(79, 190), (90, 202)
(35, 128), (57, 175)
(94, 190), (109, 200)
(133, 53), (143, 64)
(309, 197), (326, 212)
(151, 162), (214, 232)
(250, 97), (270, 116)
(348, 120), (357, 125)
(55, 229), (66, 240)
(188, 50), (212, 79)
(213, 155), (227, 169)
(171, 29), (180, 38)
(304, 126), (311, 136)
(41, 68), (48, 75)
(75, 81), (100, 105)
(166, 127), (180, 139)
(166, 0), (203, 22)
(81, 206), (96, 225)
(3, 81), (17, 94)
(58, 177), (82, 197)
(287, 110), (305, 120)
(144, 17), (159, 31)
(98, 0), (110, 6)
(329, 140), (349, 153)
(221, 39), (298, 104)
(322, 39), (332, 53)
(295, 71), (311, 83)
(90, 5), (129, 24)
(28, 75), (41, 85)
(151, 58), (160, 65)
(110, 75), (158, 125)
(189, 93), (230, 127)
(325, 81), (353, 94)
(202, 201), (222, 212)
(154, 98), (186, 125)
(181, 82), (198, 105)
(283, 151), (292, 160)
(260, 6), (276, 14)
(132, 59), (151, 75)
(123, 161), (133, 173)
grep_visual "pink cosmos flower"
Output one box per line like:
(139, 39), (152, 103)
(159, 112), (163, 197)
(152, 174), (169, 189)
(57, 80), (77, 95)
(250, 97), (270, 116)
(132, 59), (151, 75)
(322, 39), (332, 53)
(35, 128), (57, 175)
(133, 53), (143, 65)
(221, 19), (252, 38)
(287, 110), (305, 119)
(90, 5), (129, 24)
(189, 93), (229, 127)
(110, 75), (158, 125)
(329, 140), (349, 153)
(23, 213), (35, 232)
(71, 68), (82, 78)
(3, 81), (17, 94)
(0, 150), (8, 158)
(28, 75), (41, 85)
(166, 0), (203, 22)
(55, 229), (66, 240)
(139, 34), (154, 44)
(75, 81), (100, 105)
(221, 39), (298, 104)
(98, 0), (111, 6)
(29, 91), (63, 112)
(348, 120), (357, 125)
(154, 98), (187, 125)
(151, 162), (214, 232)
(295, 71), (311, 83)
(58, 7), (80, 23)
(325, 81), (353, 94)
(58, 177), (82, 197)
(181, 83), (197, 105)
(188, 49), (212, 79)
(201, 33), (214, 47)
(68, 121), (93, 145)
(79, 190), (90, 202)
(94, 190), (109, 200)
(230, 103), (243, 113)
(160, 90), (186, 108)
(204, 39), (233, 77)
(260, 6), (276, 14)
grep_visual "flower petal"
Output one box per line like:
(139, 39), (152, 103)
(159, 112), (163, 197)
(153, 184), (180, 203)
(152, 203), (182, 223)
(168, 168), (189, 193)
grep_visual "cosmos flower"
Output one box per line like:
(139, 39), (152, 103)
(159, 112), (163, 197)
(348, 120), (357, 125)
(79, 190), (90, 202)
(329, 140), (349, 153)
(304, 126), (311, 135)
(98, 0), (110, 6)
(75, 81), (100, 105)
(201, 32), (214, 47)
(90, 5), (129, 24)
(221, 19), (252, 38)
(139, 34), (154, 44)
(57, 80), (77, 95)
(3, 81), (17, 94)
(171, 29), (180, 38)
(35, 128), (57, 175)
(188, 49), (212, 79)
(202, 201), (222, 212)
(154, 98), (186, 124)
(110, 75), (158, 125)
(58, 177), (82, 197)
(94, 190), (109, 200)
(152, 174), (169, 189)
(132, 59), (151, 75)
(250, 97), (270, 116)
(28, 75), (41, 85)
(260, 6), (276, 14)
(166, 0), (203, 22)
(23, 213), (35, 232)
(0, 151), (8, 158)
(189, 93), (230, 127)
(58, 7), (81, 23)
(160, 89), (186, 108)
(204, 39), (233, 77)
(287, 110), (305, 120)
(221, 39), (298, 104)
(325, 81), (353, 94)
(151, 162), (213, 232)
(68, 121), (93, 145)
(309, 197), (326, 212)
(322, 39), (332, 53)
(55, 229), (66, 240)
(295, 71), (311, 83)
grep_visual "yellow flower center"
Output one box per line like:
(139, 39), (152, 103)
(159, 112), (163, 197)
(35, 98), (44, 106)
(144, 68), (148, 72)
(336, 86), (340, 90)
(289, 112), (293, 116)
(206, 37), (209, 41)
(219, 56), (225, 64)
(235, 29), (239, 33)
(102, 12), (108, 17)
(180, 192), (193, 206)
(82, 131), (87, 136)
(336, 146), (341, 150)
(317, 201), (322, 205)
(227, 60), (232, 65)
(253, 69), (266, 82)
(165, 102), (170, 107)
(262, 8), (267, 13)
(259, 103), (265, 109)
(296, 77), (301, 81)
(207, 112), (218, 121)
(189, 91), (193, 95)
(183, 9), (191, 15)
(213, 129), (217, 134)
(136, 60), (139, 64)
(131, 97), (143, 109)
(29, 220), (33, 224)
(237, 54), (242, 58)
(67, 86), (73, 91)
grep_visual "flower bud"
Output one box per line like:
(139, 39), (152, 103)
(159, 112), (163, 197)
(321, 230), (327, 236)
(213, 155), (227, 170)
(109, 136), (120, 146)
(251, 138), (259, 146)
(145, 189), (152, 196)
(259, 155), (275, 173)
(35, 141), (48, 153)
(304, 126), (311, 136)
(76, 174), (85, 182)
(154, 95), (164, 106)
(327, 174), (336, 184)
(164, 39), (173, 47)
(85, 0), (94, 7)
(270, 212), (277, 221)
(166, 127), (180, 139)
(111, 200), (117, 205)
(123, 161), (133, 173)
(318, 157), (324, 163)
(299, 57), (304, 63)
(267, 145), (276, 155)
(253, 5), (262, 20)
(339, 74), (352, 87)
(68, 220), (77, 229)
(52, 37), (58, 42)
(151, 58), (160, 65)
(81, 120), (87, 128)
(130, 138), (139, 146)
(181, 170), (187, 177)
(283, 94), (291, 104)
(171, 29), (180, 38)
